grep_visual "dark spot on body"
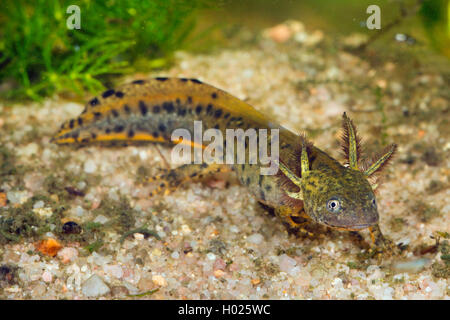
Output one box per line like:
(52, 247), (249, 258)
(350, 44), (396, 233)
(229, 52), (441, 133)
(214, 109), (222, 118)
(123, 104), (131, 114)
(132, 80), (145, 84)
(91, 133), (97, 139)
(187, 96), (193, 104)
(105, 128), (111, 134)
(211, 92), (218, 99)
(260, 190), (266, 201)
(139, 101), (148, 116)
(69, 119), (75, 129)
(265, 184), (272, 192)
(111, 109), (119, 118)
(190, 172), (197, 177)
(224, 113), (230, 119)
(163, 102), (175, 113)
(114, 125), (124, 133)
(93, 112), (102, 119)
(176, 98), (181, 105)
(102, 89), (115, 98)
(153, 131), (159, 138)
(180, 78), (188, 82)
(206, 104), (213, 115)
(89, 97), (100, 106)
(77, 117), (83, 125)
(190, 78), (202, 84)
(195, 105), (202, 114)
(115, 91), (124, 98)
(158, 123), (166, 132)
(246, 177), (251, 185)
(177, 107), (187, 116)
(156, 77), (168, 81)
(153, 105), (161, 113)
(128, 129), (135, 138)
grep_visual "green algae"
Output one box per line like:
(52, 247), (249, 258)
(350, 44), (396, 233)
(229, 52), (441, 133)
(0, 0), (213, 101)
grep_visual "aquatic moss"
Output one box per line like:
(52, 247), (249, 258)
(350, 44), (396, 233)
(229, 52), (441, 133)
(0, 193), (71, 243)
(0, 0), (213, 100)
(0, 145), (28, 186)
(388, 217), (407, 232)
(431, 240), (449, 279)
(413, 201), (441, 223)
(426, 180), (447, 195)
(92, 196), (136, 233)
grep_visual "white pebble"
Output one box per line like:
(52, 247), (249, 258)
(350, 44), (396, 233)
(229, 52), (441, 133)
(77, 181), (87, 190)
(93, 215), (109, 224)
(247, 233), (264, 244)
(139, 150), (148, 161)
(84, 160), (97, 173)
(42, 271), (53, 283)
(103, 265), (123, 279)
(81, 274), (110, 297)
(171, 251), (180, 259)
(33, 200), (45, 209)
(207, 253), (216, 261)
(278, 254), (298, 274)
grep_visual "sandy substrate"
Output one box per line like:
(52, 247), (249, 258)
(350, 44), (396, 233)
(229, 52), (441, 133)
(0, 23), (449, 299)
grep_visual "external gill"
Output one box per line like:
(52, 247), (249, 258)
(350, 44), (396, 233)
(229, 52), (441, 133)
(278, 138), (309, 200)
(341, 112), (397, 189)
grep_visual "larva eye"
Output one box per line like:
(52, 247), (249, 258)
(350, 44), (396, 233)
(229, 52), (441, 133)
(326, 198), (341, 213)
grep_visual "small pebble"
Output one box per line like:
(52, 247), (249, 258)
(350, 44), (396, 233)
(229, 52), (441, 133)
(152, 274), (167, 287)
(83, 160), (97, 174)
(57, 247), (78, 264)
(81, 274), (110, 297)
(392, 258), (430, 273)
(207, 253), (216, 261)
(93, 215), (109, 224)
(213, 269), (225, 278)
(33, 200), (45, 209)
(133, 233), (144, 240)
(247, 233), (264, 244)
(41, 271), (53, 283)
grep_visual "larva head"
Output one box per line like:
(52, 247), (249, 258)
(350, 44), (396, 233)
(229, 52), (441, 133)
(279, 113), (396, 231)
(300, 167), (378, 230)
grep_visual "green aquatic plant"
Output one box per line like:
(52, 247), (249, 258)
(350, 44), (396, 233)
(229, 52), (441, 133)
(0, 0), (211, 100)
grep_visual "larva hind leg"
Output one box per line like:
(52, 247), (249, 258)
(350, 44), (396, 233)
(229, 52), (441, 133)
(148, 163), (231, 197)
(275, 206), (313, 237)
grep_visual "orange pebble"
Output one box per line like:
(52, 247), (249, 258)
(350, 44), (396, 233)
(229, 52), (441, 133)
(36, 238), (63, 257)
(418, 130), (426, 138)
(0, 192), (6, 207)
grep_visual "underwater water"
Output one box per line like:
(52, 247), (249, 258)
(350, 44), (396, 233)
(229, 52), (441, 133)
(0, 0), (448, 301)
